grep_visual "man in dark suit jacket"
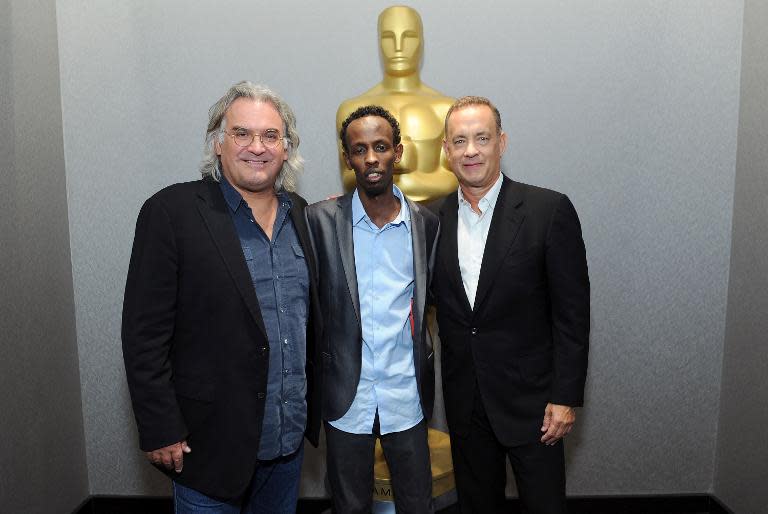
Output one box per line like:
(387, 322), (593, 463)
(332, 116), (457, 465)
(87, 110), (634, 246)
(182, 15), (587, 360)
(122, 82), (321, 513)
(433, 96), (590, 514)
(306, 106), (439, 514)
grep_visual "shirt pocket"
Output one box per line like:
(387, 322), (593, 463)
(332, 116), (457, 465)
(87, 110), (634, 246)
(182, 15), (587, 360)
(286, 243), (309, 282)
(241, 244), (272, 284)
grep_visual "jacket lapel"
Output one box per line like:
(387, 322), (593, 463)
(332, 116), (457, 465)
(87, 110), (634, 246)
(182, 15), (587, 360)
(439, 194), (473, 314)
(195, 180), (268, 340)
(336, 194), (361, 325)
(409, 198), (427, 343)
(473, 177), (525, 312)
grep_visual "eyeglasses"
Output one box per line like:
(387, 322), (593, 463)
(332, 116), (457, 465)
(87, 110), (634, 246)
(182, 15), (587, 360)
(226, 128), (288, 148)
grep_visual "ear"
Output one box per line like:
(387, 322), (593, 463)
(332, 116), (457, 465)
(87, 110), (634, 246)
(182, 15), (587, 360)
(394, 143), (404, 163)
(442, 138), (449, 155)
(214, 138), (222, 157)
(343, 152), (353, 170)
(499, 131), (508, 157)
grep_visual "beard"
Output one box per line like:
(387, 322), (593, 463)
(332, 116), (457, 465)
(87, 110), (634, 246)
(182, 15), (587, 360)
(358, 167), (392, 197)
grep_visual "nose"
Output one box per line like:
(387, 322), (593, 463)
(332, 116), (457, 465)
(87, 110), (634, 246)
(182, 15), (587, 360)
(395, 34), (403, 52)
(247, 135), (266, 153)
(365, 149), (378, 166)
(464, 140), (479, 158)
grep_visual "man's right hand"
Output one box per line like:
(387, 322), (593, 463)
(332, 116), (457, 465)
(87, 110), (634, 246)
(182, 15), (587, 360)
(146, 440), (191, 473)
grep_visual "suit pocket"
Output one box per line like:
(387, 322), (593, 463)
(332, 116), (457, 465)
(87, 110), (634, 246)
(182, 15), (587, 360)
(173, 375), (215, 403)
(519, 351), (552, 389)
(320, 352), (332, 381)
(173, 376), (215, 436)
(502, 244), (543, 274)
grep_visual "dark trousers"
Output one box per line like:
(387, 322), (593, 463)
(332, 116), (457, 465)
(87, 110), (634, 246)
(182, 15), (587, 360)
(451, 389), (567, 514)
(325, 417), (433, 514)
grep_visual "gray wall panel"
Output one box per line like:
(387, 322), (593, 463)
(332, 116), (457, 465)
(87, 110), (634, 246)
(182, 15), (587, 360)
(54, 0), (742, 497)
(714, 1), (768, 512)
(0, 1), (88, 512)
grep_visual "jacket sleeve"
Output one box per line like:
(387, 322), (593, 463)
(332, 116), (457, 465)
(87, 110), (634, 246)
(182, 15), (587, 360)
(545, 194), (590, 406)
(121, 196), (188, 451)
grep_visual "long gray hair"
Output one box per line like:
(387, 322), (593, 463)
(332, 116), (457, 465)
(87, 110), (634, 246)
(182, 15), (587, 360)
(199, 81), (303, 192)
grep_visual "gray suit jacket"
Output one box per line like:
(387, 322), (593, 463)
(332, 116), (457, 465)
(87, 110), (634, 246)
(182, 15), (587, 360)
(305, 192), (440, 422)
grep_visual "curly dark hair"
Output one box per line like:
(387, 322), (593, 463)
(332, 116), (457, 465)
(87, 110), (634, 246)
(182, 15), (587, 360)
(339, 105), (401, 152)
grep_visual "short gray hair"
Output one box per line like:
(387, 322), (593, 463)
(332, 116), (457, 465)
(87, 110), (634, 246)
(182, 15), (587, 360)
(444, 95), (502, 136)
(199, 81), (303, 192)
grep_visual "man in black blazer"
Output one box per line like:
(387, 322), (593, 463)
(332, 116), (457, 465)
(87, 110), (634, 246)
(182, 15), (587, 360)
(433, 96), (590, 514)
(122, 82), (321, 513)
(306, 106), (439, 514)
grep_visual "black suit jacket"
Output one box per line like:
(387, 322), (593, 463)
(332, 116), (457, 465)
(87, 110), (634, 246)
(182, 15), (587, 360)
(121, 178), (321, 500)
(305, 193), (439, 423)
(433, 177), (589, 446)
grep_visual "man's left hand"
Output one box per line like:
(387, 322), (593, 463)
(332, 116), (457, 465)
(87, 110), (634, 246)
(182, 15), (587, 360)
(540, 403), (575, 445)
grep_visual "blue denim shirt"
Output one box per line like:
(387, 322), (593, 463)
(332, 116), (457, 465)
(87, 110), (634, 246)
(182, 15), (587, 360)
(220, 178), (309, 459)
(328, 186), (423, 435)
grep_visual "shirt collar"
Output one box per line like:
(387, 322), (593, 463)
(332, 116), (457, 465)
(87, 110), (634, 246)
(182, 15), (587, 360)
(219, 176), (291, 213)
(352, 184), (411, 232)
(219, 175), (244, 213)
(457, 173), (504, 214)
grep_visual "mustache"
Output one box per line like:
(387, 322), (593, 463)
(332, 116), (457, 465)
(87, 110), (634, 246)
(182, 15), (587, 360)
(365, 167), (384, 175)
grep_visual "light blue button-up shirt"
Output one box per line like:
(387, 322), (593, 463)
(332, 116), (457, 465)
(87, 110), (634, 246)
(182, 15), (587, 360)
(457, 172), (503, 308)
(329, 186), (423, 435)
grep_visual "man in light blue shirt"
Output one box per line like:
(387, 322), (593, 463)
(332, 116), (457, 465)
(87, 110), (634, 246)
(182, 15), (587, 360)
(306, 106), (439, 514)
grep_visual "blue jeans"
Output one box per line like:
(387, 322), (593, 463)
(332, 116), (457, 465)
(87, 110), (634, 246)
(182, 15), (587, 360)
(173, 442), (304, 514)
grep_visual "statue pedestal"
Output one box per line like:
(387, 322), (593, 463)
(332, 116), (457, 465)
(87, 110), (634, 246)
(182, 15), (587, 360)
(372, 428), (456, 512)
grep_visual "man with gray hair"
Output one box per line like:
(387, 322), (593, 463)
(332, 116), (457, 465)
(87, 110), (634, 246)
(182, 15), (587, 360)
(122, 81), (321, 513)
(434, 96), (590, 513)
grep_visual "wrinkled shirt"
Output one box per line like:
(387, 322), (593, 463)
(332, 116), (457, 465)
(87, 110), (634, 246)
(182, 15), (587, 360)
(220, 178), (308, 459)
(329, 186), (422, 435)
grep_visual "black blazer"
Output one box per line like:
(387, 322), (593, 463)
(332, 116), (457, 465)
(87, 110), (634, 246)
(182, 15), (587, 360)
(305, 193), (440, 423)
(122, 178), (321, 500)
(433, 177), (589, 446)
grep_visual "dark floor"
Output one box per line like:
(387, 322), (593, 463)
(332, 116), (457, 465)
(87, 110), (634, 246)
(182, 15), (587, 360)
(296, 497), (722, 514)
(76, 495), (732, 514)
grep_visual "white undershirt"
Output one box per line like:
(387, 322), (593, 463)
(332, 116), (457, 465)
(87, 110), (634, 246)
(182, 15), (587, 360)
(457, 174), (504, 309)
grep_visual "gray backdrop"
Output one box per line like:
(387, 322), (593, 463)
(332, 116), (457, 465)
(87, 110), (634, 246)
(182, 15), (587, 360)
(1, 1), (88, 513)
(714, 1), (768, 513)
(1, 1), (765, 513)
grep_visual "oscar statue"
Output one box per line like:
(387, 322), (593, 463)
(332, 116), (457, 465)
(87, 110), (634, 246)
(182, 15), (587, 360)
(337, 5), (458, 203)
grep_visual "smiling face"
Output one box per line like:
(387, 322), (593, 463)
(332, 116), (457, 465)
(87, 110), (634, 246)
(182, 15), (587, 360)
(444, 105), (507, 194)
(344, 115), (403, 198)
(378, 6), (423, 77)
(215, 98), (287, 196)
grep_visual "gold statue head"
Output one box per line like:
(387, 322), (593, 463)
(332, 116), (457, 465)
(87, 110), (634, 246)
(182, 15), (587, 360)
(378, 6), (423, 77)
(337, 6), (458, 202)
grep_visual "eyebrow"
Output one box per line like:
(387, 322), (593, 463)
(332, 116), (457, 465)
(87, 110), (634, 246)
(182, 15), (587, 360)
(230, 125), (279, 132)
(352, 138), (391, 145)
(452, 130), (491, 137)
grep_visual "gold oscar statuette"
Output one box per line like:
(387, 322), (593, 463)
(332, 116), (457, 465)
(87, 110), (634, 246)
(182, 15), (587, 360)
(337, 5), (458, 203)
